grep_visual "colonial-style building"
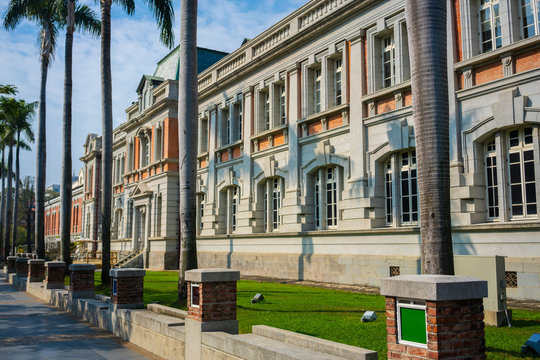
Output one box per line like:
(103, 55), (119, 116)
(46, 0), (540, 301)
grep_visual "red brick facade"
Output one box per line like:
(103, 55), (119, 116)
(187, 281), (237, 322)
(386, 297), (486, 360)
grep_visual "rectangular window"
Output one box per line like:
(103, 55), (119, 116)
(521, 0), (540, 39)
(401, 151), (418, 224)
(272, 178), (281, 230)
(280, 85), (286, 125)
(231, 187), (238, 232)
(485, 140), (499, 219)
(314, 68), (322, 113)
(385, 161), (393, 225)
(223, 108), (231, 145)
(156, 195), (162, 236)
(508, 128), (537, 218)
(479, 0), (502, 53)
(264, 185), (268, 231)
(264, 92), (270, 131)
(199, 193), (204, 232)
(382, 36), (395, 88)
(315, 174), (321, 229)
(326, 167), (338, 228)
(334, 59), (343, 106)
(235, 101), (243, 141)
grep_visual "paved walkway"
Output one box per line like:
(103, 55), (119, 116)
(0, 273), (160, 360)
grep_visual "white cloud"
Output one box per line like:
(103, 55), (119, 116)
(0, 0), (308, 185)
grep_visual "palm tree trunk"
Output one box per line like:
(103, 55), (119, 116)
(35, 54), (49, 259)
(1, 147), (6, 259)
(61, 1), (75, 268)
(4, 145), (13, 255)
(26, 188), (33, 252)
(177, 0), (199, 300)
(100, 0), (113, 284)
(405, 0), (454, 274)
(12, 135), (20, 251)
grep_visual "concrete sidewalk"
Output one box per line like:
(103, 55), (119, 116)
(0, 272), (160, 360)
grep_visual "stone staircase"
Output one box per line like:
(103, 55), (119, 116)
(113, 251), (143, 269)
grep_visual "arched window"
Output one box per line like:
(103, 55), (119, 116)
(383, 150), (418, 226)
(483, 127), (538, 221)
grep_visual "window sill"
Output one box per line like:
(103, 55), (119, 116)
(250, 124), (288, 141)
(215, 140), (243, 154)
(298, 103), (349, 125)
(454, 35), (540, 71)
(362, 81), (411, 103)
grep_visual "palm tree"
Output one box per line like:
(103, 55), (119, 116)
(177, 0), (198, 300)
(405, 1), (454, 274)
(99, 0), (174, 284)
(59, 0), (100, 268)
(11, 101), (36, 255)
(0, 126), (7, 259)
(3, 0), (64, 259)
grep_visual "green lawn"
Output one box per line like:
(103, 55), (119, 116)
(87, 271), (540, 359)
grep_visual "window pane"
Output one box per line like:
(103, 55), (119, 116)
(512, 205), (524, 216)
(511, 184), (523, 205)
(509, 130), (519, 147)
(527, 204), (537, 215)
(526, 183), (537, 203)
(524, 128), (533, 144)
(525, 161), (535, 182)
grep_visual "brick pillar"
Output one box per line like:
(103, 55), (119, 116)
(381, 275), (488, 360)
(7, 256), (16, 274)
(185, 268), (240, 360)
(68, 264), (95, 299)
(109, 268), (146, 309)
(45, 261), (66, 289)
(15, 257), (28, 278)
(27, 259), (45, 282)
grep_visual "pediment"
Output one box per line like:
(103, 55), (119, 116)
(130, 182), (153, 198)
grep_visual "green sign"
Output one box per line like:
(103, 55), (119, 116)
(400, 307), (427, 344)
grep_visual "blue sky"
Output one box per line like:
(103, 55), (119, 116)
(0, 0), (307, 185)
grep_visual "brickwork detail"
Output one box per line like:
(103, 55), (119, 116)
(46, 265), (65, 284)
(111, 277), (144, 305)
(386, 297), (486, 359)
(187, 281), (237, 322)
(15, 258), (28, 276)
(27, 261), (45, 282)
(71, 270), (94, 292)
(6, 257), (16, 274)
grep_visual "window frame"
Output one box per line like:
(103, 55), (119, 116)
(314, 166), (341, 230)
(520, 0), (540, 39)
(478, 0), (502, 53)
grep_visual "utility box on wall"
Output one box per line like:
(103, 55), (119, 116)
(454, 255), (509, 326)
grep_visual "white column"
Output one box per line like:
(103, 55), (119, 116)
(132, 206), (138, 251)
(348, 31), (367, 183)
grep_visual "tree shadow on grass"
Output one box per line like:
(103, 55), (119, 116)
(237, 305), (386, 315)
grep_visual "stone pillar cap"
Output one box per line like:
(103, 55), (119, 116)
(110, 268), (146, 278)
(27, 259), (45, 264)
(15, 257), (28, 262)
(7, 256), (17, 260)
(69, 263), (96, 271)
(45, 261), (66, 268)
(380, 275), (488, 301)
(186, 268), (240, 283)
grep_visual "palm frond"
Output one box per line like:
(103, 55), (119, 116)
(144, 0), (174, 48)
(74, 4), (101, 37)
(0, 85), (18, 95)
(114, 0), (135, 16)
